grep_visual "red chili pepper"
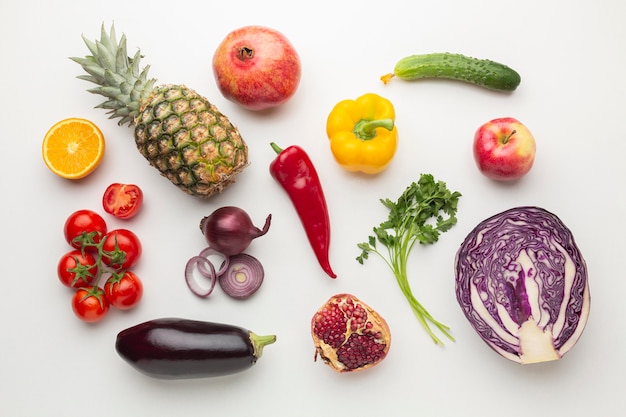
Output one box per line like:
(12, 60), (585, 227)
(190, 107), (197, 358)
(269, 142), (336, 279)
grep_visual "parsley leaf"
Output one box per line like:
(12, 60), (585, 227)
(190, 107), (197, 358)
(356, 173), (462, 345)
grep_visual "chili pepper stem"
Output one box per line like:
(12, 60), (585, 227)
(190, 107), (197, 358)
(270, 142), (283, 155)
(354, 118), (394, 140)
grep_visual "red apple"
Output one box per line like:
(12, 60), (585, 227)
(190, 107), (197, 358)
(473, 117), (536, 181)
(212, 26), (301, 111)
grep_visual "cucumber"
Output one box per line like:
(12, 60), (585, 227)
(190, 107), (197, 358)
(381, 53), (521, 92)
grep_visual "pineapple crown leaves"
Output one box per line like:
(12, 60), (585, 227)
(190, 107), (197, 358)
(70, 24), (156, 126)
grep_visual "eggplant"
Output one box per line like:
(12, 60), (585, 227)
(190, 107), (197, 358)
(115, 318), (277, 379)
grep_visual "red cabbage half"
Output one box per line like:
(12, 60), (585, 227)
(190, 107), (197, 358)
(454, 206), (590, 364)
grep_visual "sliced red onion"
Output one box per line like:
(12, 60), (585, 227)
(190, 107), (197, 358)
(218, 253), (264, 299)
(198, 247), (230, 277)
(185, 255), (217, 297)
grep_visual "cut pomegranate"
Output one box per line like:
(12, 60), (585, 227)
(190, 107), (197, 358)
(311, 293), (391, 372)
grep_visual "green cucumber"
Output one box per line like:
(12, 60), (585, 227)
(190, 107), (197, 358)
(381, 53), (521, 92)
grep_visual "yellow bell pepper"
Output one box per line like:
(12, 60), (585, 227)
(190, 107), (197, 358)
(326, 93), (397, 174)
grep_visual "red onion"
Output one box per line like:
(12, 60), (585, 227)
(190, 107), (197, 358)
(200, 207), (271, 256)
(218, 253), (264, 299)
(185, 255), (218, 298)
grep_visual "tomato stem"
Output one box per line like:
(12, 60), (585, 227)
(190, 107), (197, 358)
(74, 232), (127, 290)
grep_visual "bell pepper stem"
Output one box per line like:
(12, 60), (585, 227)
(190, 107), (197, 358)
(354, 118), (394, 140)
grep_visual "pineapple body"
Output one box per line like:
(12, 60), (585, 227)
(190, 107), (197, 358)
(135, 84), (248, 197)
(71, 25), (248, 198)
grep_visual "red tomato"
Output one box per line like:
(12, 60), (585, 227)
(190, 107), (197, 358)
(102, 183), (143, 219)
(71, 286), (109, 323)
(64, 209), (108, 250)
(105, 271), (143, 310)
(57, 250), (98, 288)
(101, 229), (142, 270)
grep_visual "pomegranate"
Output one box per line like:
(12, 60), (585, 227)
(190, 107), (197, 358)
(311, 293), (391, 373)
(212, 25), (301, 111)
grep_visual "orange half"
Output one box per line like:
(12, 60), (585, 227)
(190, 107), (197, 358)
(42, 118), (105, 179)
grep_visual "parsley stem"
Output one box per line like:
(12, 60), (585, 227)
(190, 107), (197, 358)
(391, 240), (454, 345)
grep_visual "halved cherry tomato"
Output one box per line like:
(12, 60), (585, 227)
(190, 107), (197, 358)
(105, 271), (143, 310)
(102, 183), (143, 219)
(64, 209), (107, 250)
(57, 250), (98, 288)
(72, 286), (109, 323)
(101, 229), (142, 270)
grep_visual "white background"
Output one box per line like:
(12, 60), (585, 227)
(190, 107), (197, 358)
(1, 0), (624, 416)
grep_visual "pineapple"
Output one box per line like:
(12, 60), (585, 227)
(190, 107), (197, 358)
(71, 24), (248, 198)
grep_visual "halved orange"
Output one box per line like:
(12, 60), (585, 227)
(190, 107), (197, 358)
(42, 118), (105, 179)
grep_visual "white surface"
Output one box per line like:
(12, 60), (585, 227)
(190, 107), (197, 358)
(2, 0), (625, 416)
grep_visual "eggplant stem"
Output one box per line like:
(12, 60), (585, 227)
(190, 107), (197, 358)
(250, 332), (277, 358)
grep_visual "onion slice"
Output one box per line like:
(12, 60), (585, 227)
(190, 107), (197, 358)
(198, 247), (230, 277)
(185, 255), (217, 297)
(218, 253), (264, 299)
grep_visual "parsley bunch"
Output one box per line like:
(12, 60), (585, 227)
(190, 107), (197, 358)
(357, 173), (461, 345)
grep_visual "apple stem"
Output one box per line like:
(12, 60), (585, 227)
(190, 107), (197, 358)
(354, 118), (394, 140)
(503, 129), (517, 144)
